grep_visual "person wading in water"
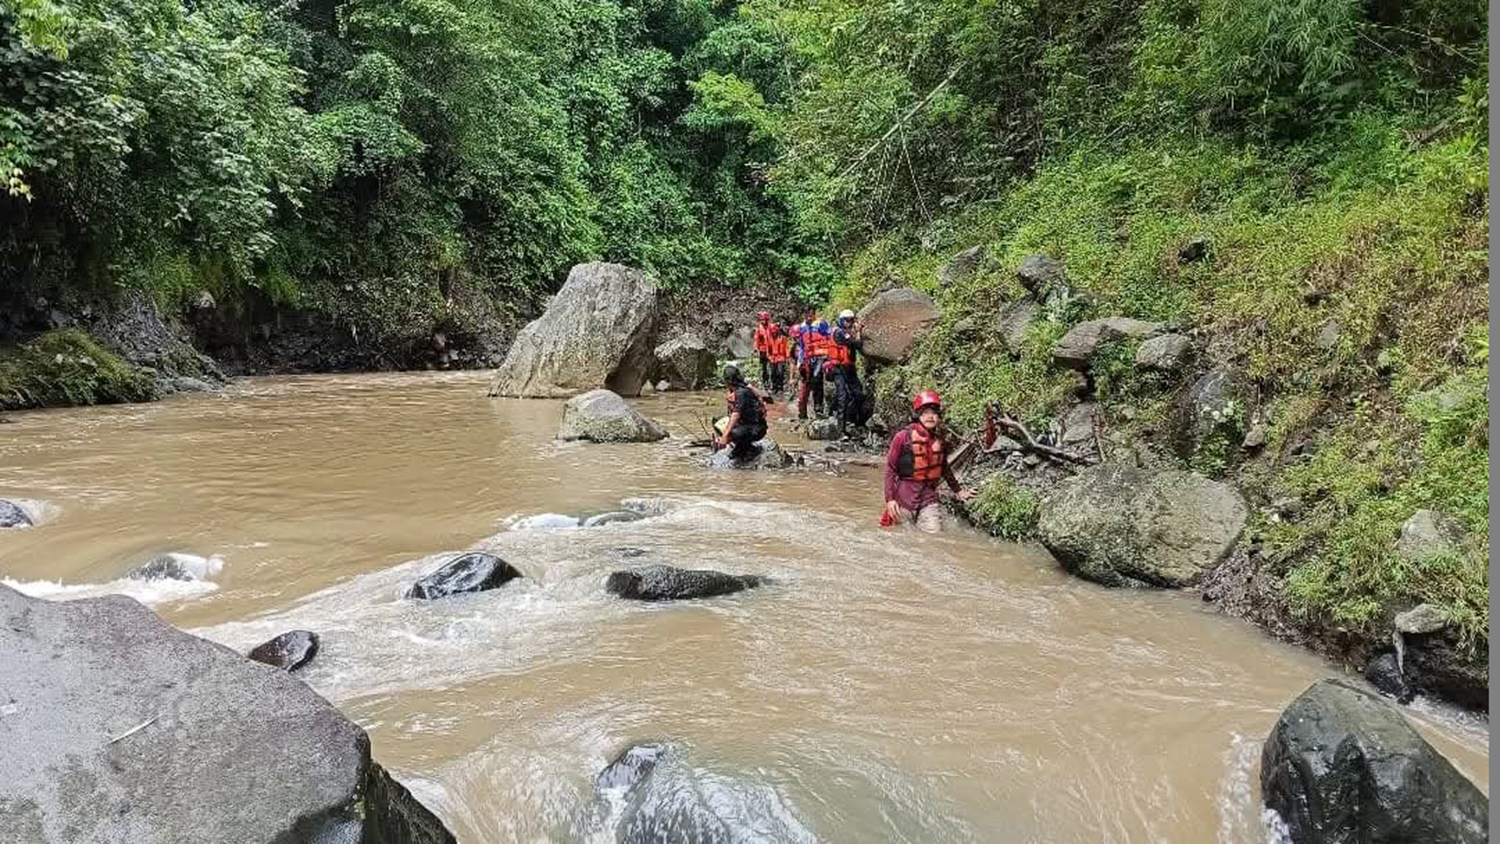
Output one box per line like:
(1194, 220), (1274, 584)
(883, 390), (975, 532)
(716, 365), (769, 461)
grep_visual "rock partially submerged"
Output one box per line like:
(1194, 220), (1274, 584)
(558, 389), (668, 443)
(0, 499), (32, 528)
(126, 552), (223, 582)
(248, 630), (320, 672)
(488, 262), (659, 398)
(583, 510), (645, 528)
(606, 565), (764, 601)
(1261, 679), (1486, 844)
(0, 584), (454, 843)
(582, 741), (812, 844)
(405, 552), (523, 600)
(706, 437), (795, 470)
(1036, 463), (1247, 587)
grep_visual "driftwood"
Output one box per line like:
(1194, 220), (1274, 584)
(982, 407), (1095, 466)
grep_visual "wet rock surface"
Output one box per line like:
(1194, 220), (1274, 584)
(558, 389), (668, 443)
(1261, 679), (1486, 844)
(406, 552), (523, 600)
(0, 499), (32, 528)
(606, 565), (764, 601)
(248, 630), (320, 672)
(0, 584), (454, 844)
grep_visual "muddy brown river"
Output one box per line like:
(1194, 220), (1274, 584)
(1, 372), (1487, 842)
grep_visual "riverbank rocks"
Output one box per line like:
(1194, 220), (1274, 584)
(856, 289), (940, 363)
(805, 416), (840, 440)
(405, 552), (522, 600)
(653, 333), (715, 391)
(248, 630), (320, 672)
(1363, 652), (1414, 703)
(489, 262), (658, 398)
(996, 298), (1040, 354)
(1397, 509), (1466, 561)
(0, 584), (455, 843)
(606, 565), (764, 601)
(1178, 367), (1249, 453)
(1050, 317), (1165, 371)
(938, 245), (986, 286)
(1134, 333), (1192, 372)
(1036, 463), (1247, 587)
(1261, 679), (1487, 844)
(558, 389), (667, 443)
(0, 499), (32, 528)
(1016, 255), (1065, 294)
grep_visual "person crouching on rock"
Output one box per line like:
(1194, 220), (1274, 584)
(884, 390), (975, 532)
(717, 365), (769, 460)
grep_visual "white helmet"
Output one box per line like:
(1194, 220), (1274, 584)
(839, 309), (855, 320)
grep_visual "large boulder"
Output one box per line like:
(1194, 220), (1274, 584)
(0, 584), (454, 843)
(1036, 463), (1247, 587)
(1261, 679), (1487, 844)
(856, 289), (940, 363)
(725, 326), (756, 359)
(1397, 509), (1466, 561)
(248, 630), (320, 672)
(1134, 333), (1192, 373)
(1050, 317), (1165, 370)
(558, 389), (668, 443)
(488, 262), (659, 398)
(0, 499), (32, 528)
(1177, 367), (1250, 454)
(706, 437), (795, 470)
(405, 552), (523, 600)
(605, 565), (764, 601)
(1016, 255), (1065, 295)
(653, 334), (715, 390)
(938, 245), (986, 287)
(995, 298), (1040, 354)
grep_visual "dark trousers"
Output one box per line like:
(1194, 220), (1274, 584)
(834, 365), (864, 431)
(729, 422), (767, 459)
(758, 353), (770, 384)
(797, 362), (825, 418)
(770, 361), (787, 394)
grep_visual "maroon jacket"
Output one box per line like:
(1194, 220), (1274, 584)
(884, 424), (960, 511)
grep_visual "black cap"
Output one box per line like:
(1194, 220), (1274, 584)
(723, 365), (744, 386)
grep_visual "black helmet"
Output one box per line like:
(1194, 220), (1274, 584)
(723, 365), (744, 386)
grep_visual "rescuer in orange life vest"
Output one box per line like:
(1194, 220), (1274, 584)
(884, 391), (976, 532)
(767, 322), (790, 396)
(752, 311), (774, 386)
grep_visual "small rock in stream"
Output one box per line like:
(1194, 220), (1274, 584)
(0, 499), (32, 529)
(405, 553), (522, 600)
(605, 565), (764, 601)
(248, 630), (320, 672)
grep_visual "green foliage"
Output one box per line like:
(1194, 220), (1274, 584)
(0, 329), (157, 409)
(967, 476), (1040, 541)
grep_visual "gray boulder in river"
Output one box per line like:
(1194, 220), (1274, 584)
(0, 584), (454, 843)
(706, 437), (795, 470)
(406, 552), (523, 600)
(1036, 463), (1247, 587)
(558, 389), (668, 443)
(606, 565), (764, 601)
(1261, 679), (1486, 844)
(0, 499), (31, 528)
(488, 262), (659, 398)
(248, 630), (320, 672)
(581, 741), (813, 844)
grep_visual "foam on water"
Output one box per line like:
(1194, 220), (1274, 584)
(4, 497), (58, 527)
(2, 551), (224, 605)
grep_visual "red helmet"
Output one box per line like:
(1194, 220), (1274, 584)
(912, 390), (942, 413)
(769, 322), (781, 332)
(758, 311), (770, 321)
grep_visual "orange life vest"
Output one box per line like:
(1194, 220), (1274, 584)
(753, 324), (773, 354)
(827, 332), (851, 366)
(808, 332), (830, 359)
(768, 335), (790, 363)
(901, 423), (945, 483)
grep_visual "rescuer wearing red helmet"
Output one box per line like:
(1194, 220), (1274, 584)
(752, 311), (774, 386)
(883, 390), (975, 532)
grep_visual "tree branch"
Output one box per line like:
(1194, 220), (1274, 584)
(837, 63), (965, 182)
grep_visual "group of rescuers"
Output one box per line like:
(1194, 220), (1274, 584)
(713, 309), (976, 532)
